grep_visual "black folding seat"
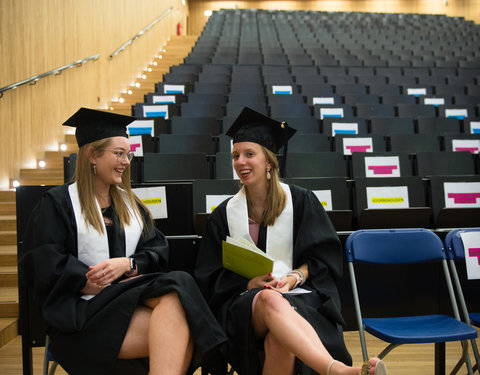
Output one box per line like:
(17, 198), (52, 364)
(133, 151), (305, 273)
(419, 96), (454, 106)
(277, 117), (320, 133)
(334, 84), (367, 95)
(186, 93), (227, 105)
(334, 134), (387, 154)
(351, 151), (413, 178)
(381, 94), (416, 105)
(417, 117), (462, 134)
(397, 103), (437, 119)
(348, 67), (375, 76)
(353, 176), (432, 229)
(229, 82), (264, 94)
(201, 65), (232, 75)
(170, 117), (221, 136)
(370, 117), (415, 135)
(357, 75), (387, 85)
(263, 74), (295, 85)
(403, 67), (430, 78)
(368, 84), (401, 96)
(454, 95), (480, 106)
(343, 94), (380, 106)
(415, 151), (476, 177)
(464, 118), (480, 134)
(300, 83), (334, 96)
(283, 177), (353, 231)
(143, 153), (211, 181)
(446, 75), (476, 86)
(270, 102), (312, 118)
(376, 67), (402, 77)
(435, 84), (467, 96)
(288, 133), (332, 152)
(388, 75), (417, 86)
(356, 103), (396, 119)
(170, 64), (202, 75)
(180, 102), (225, 119)
(294, 75), (326, 86)
(285, 152), (349, 178)
(162, 72), (197, 85)
(133, 103), (177, 119)
(319, 66), (347, 76)
(401, 84), (434, 97)
(417, 76), (446, 86)
(327, 76), (356, 85)
(291, 66), (319, 76)
(389, 133), (441, 153)
(225, 102), (268, 118)
(322, 117), (368, 136)
(438, 105), (476, 120)
(313, 104), (354, 120)
(227, 93), (266, 104)
(312, 56), (339, 66)
(443, 133), (480, 153)
(193, 82), (229, 95)
(429, 175), (480, 228)
(196, 72), (231, 84)
(158, 134), (216, 155)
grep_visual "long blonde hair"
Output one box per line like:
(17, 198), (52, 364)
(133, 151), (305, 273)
(245, 146), (286, 226)
(74, 138), (151, 234)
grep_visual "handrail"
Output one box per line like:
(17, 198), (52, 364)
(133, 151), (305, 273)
(0, 54), (100, 98)
(109, 7), (173, 59)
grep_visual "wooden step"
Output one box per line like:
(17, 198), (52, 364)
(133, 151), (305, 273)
(0, 231), (16, 246)
(20, 168), (63, 179)
(0, 318), (18, 348)
(0, 191), (15, 203)
(0, 246), (17, 267)
(44, 150), (76, 162)
(0, 286), (18, 318)
(17, 177), (64, 186)
(0, 217), (16, 231)
(0, 266), (17, 287)
(0, 204), (15, 216)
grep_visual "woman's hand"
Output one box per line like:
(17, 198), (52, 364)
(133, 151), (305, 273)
(247, 272), (278, 290)
(80, 278), (106, 295)
(86, 258), (131, 286)
(272, 275), (297, 292)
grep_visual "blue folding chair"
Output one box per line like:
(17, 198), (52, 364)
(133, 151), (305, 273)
(445, 228), (480, 372)
(345, 228), (477, 374)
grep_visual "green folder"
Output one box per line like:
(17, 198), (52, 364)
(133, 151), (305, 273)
(222, 238), (274, 279)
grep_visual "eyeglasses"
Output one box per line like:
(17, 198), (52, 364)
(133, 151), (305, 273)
(104, 149), (134, 162)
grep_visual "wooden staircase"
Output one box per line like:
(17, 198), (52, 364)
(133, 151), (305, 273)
(0, 34), (198, 349)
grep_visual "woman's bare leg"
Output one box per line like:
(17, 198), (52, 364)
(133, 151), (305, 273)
(252, 290), (380, 375)
(262, 331), (295, 375)
(119, 291), (193, 375)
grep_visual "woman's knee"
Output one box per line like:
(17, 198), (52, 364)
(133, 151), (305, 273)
(255, 289), (289, 313)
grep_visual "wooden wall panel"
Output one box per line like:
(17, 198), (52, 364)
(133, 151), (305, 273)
(187, 0), (479, 35)
(0, 0), (188, 188)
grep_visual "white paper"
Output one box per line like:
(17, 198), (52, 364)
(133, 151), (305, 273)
(206, 194), (233, 213)
(365, 156), (400, 178)
(424, 97), (445, 106)
(407, 88), (427, 96)
(129, 135), (143, 157)
(451, 139), (480, 154)
(127, 119), (154, 137)
(460, 231), (480, 280)
(152, 95), (176, 104)
(444, 182), (480, 208)
(313, 97), (334, 105)
(272, 85), (292, 95)
(331, 122), (358, 136)
(142, 105), (169, 119)
(313, 190), (332, 211)
(133, 186), (168, 219)
(445, 109), (468, 119)
(366, 186), (409, 209)
(320, 107), (344, 119)
(469, 121), (480, 134)
(342, 137), (373, 155)
(282, 287), (312, 295)
(163, 84), (184, 94)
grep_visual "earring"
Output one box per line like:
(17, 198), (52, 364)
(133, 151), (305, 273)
(266, 168), (271, 180)
(92, 164), (97, 174)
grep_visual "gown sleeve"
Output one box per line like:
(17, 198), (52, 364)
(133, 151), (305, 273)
(290, 185), (345, 324)
(19, 187), (91, 332)
(194, 200), (249, 315)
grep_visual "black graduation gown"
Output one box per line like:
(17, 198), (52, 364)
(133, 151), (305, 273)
(194, 184), (351, 375)
(19, 183), (226, 375)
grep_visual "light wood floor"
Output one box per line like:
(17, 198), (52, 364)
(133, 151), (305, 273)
(1, 330), (478, 375)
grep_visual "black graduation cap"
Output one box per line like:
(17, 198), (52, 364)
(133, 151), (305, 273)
(63, 107), (136, 147)
(226, 107), (296, 177)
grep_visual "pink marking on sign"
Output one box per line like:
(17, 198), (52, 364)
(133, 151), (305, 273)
(468, 248), (480, 265)
(368, 165), (398, 175)
(454, 147), (478, 154)
(447, 192), (480, 204)
(130, 143), (141, 152)
(346, 145), (371, 153)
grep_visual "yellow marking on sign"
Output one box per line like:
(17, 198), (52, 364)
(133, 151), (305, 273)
(141, 198), (162, 205)
(372, 197), (404, 204)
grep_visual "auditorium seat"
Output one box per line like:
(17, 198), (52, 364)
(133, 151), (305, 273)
(285, 152), (349, 178)
(157, 134), (216, 155)
(288, 133), (332, 152)
(170, 117), (221, 136)
(397, 103), (437, 119)
(389, 133), (442, 153)
(443, 133), (480, 154)
(334, 134), (387, 155)
(322, 117), (368, 136)
(355, 103), (396, 119)
(429, 175), (480, 228)
(415, 151), (476, 177)
(143, 153), (211, 181)
(277, 117), (320, 133)
(353, 149), (411, 176)
(353, 176), (432, 228)
(370, 117), (415, 135)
